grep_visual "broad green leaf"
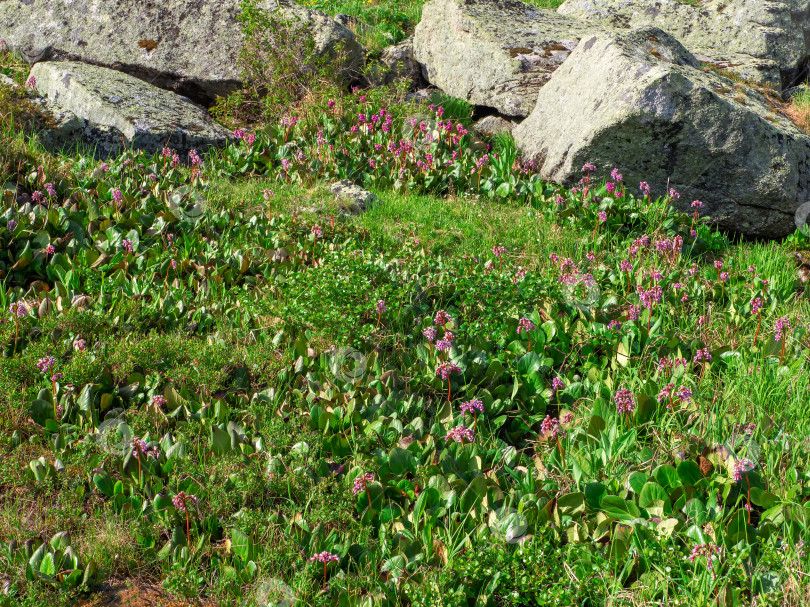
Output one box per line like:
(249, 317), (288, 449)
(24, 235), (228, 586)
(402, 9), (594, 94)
(459, 476), (487, 514)
(40, 553), (55, 576)
(639, 483), (670, 508)
(627, 473), (648, 495)
(154, 495), (173, 511)
(750, 488), (779, 510)
(230, 527), (255, 562)
(210, 426), (231, 455)
(517, 352), (542, 377)
(601, 496), (639, 522)
(677, 461), (703, 487)
(653, 465), (680, 492)
(558, 492), (585, 517)
(30, 399), (53, 426)
(585, 482), (607, 509)
(388, 447), (416, 476)
(93, 474), (115, 497)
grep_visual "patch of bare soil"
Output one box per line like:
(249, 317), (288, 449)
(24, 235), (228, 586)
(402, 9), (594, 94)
(77, 579), (216, 607)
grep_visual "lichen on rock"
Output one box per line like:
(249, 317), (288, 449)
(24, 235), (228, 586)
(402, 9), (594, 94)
(29, 62), (233, 157)
(557, 0), (810, 90)
(413, 0), (606, 117)
(513, 27), (810, 238)
(0, 0), (364, 106)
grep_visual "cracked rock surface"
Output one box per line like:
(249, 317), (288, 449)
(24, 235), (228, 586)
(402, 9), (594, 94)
(0, 0), (364, 106)
(513, 28), (810, 238)
(558, 0), (810, 90)
(29, 61), (233, 157)
(413, 0), (607, 117)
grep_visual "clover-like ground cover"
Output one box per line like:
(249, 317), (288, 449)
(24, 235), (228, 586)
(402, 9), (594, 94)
(3, 44), (810, 607)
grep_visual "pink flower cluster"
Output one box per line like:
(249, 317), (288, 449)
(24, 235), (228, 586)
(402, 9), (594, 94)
(636, 285), (662, 311)
(657, 383), (693, 409)
(36, 356), (56, 373)
(310, 551), (339, 563)
(732, 458), (755, 482)
(434, 310), (450, 326)
(689, 543), (721, 570)
(132, 437), (161, 460)
(517, 317), (535, 335)
(774, 316), (791, 342)
(435, 339), (452, 352)
(172, 491), (198, 512)
(657, 356), (687, 374)
(459, 399), (483, 415)
(436, 362), (461, 381)
(614, 388), (636, 414)
(162, 147), (181, 167)
(352, 473), (374, 496)
(694, 348), (712, 363)
(541, 415), (565, 438)
(9, 302), (27, 318)
(445, 425), (474, 443)
(233, 129), (256, 146)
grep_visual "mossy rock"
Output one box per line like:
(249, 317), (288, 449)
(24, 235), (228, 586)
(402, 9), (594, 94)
(513, 27), (810, 238)
(558, 0), (810, 90)
(413, 0), (609, 117)
(29, 62), (233, 157)
(0, 0), (364, 106)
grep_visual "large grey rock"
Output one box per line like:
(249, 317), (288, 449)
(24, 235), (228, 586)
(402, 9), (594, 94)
(0, 0), (364, 106)
(413, 0), (603, 117)
(29, 62), (232, 157)
(473, 115), (514, 137)
(0, 69), (89, 151)
(557, 0), (810, 89)
(367, 38), (423, 88)
(513, 28), (810, 238)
